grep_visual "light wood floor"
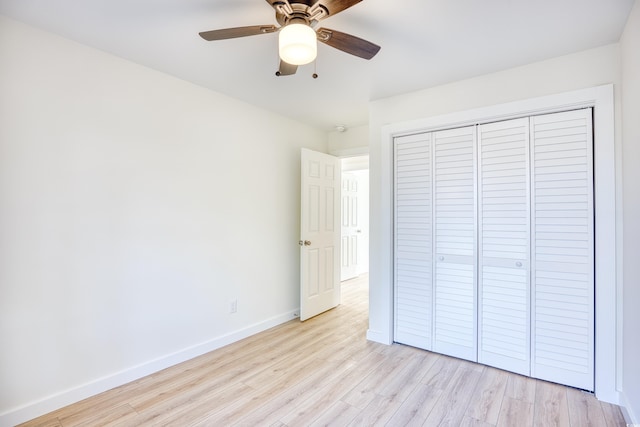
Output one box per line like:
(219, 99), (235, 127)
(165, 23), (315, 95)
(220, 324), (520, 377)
(21, 274), (626, 427)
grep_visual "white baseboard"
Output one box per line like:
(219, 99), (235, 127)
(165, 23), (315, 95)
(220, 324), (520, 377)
(0, 310), (299, 427)
(366, 328), (392, 345)
(620, 391), (639, 425)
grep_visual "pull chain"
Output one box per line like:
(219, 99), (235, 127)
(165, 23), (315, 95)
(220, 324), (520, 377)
(275, 50), (281, 76)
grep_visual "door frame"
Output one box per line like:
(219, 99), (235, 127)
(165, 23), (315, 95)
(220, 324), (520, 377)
(371, 85), (618, 403)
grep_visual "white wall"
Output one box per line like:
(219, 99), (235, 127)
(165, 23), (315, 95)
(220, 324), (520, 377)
(367, 44), (624, 398)
(621, 0), (640, 422)
(0, 16), (327, 425)
(328, 124), (369, 156)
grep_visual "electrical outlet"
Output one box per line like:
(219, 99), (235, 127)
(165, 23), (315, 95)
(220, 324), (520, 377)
(229, 299), (237, 314)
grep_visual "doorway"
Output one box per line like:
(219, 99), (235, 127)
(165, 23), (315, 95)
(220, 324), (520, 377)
(340, 155), (369, 281)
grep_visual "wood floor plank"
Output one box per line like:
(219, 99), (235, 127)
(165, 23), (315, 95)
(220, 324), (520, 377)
(241, 348), (326, 390)
(311, 332), (380, 363)
(126, 356), (248, 412)
(465, 366), (510, 424)
(124, 322), (314, 413)
(420, 353), (461, 391)
(72, 404), (138, 427)
(192, 359), (343, 426)
(505, 372), (537, 403)
(307, 401), (360, 427)
(566, 387), (608, 427)
(279, 350), (386, 426)
(17, 275), (626, 427)
(340, 354), (412, 409)
(459, 416), (496, 427)
(600, 401), (628, 427)
(230, 359), (353, 426)
(130, 310), (354, 420)
(384, 383), (441, 427)
(346, 394), (403, 427)
(26, 385), (139, 427)
(17, 417), (62, 427)
(376, 350), (438, 402)
(533, 380), (571, 427)
(423, 362), (485, 426)
(498, 396), (534, 427)
(116, 381), (253, 426)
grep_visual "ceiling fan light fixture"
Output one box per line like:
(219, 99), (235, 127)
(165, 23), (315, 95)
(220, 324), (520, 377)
(279, 23), (317, 66)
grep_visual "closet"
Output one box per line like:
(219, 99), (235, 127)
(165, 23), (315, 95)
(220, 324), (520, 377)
(394, 108), (594, 391)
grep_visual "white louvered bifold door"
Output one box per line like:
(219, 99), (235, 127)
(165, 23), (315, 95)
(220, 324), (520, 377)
(433, 126), (477, 362)
(478, 118), (531, 375)
(530, 109), (594, 391)
(394, 133), (433, 350)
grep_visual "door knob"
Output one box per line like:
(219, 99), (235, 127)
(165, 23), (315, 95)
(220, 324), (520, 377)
(299, 240), (311, 246)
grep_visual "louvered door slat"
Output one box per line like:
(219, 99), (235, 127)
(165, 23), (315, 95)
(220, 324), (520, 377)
(394, 133), (433, 349)
(477, 118), (531, 375)
(433, 126), (477, 361)
(531, 108), (594, 391)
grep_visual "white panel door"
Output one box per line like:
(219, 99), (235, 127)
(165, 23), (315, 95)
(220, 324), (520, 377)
(341, 172), (360, 281)
(433, 126), (478, 362)
(394, 133), (433, 350)
(530, 109), (594, 391)
(353, 170), (370, 276)
(300, 149), (341, 321)
(478, 118), (531, 375)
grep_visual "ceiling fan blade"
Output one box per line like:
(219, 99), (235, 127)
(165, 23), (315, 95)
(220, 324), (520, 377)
(311, 0), (362, 17)
(199, 25), (278, 41)
(276, 60), (298, 76)
(316, 28), (380, 60)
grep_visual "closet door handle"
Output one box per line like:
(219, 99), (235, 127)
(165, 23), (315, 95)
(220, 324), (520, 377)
(438, 256), (444, 261)
(516, 261), (523, 267)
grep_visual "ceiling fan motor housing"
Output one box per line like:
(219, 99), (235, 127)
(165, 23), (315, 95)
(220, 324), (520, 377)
(275, 1), (328, 26)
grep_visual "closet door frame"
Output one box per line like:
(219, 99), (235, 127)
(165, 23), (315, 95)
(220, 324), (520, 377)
(378, 84), (618, 404)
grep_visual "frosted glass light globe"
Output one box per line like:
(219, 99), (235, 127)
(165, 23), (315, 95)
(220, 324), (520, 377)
(279, 23), (317, 66)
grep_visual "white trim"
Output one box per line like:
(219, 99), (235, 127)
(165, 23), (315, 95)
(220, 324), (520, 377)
(621, 392), (639, 425)
(366, 328), (392, 344)
(0, 310), (299, 426)
(375, 84), (618, 404)
(329, 146), (370, 158)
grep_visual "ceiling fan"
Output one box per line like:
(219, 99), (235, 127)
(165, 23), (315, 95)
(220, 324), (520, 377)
(199, 0), (381, 77)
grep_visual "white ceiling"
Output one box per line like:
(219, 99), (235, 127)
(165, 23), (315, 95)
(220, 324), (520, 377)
(0, 0), (634, 131)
